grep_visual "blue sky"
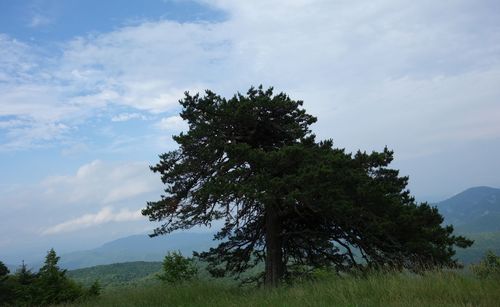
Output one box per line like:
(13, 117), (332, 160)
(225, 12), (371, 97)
(1, 0), (500, 264)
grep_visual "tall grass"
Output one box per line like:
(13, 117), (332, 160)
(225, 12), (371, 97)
(64, 270), (499, 307)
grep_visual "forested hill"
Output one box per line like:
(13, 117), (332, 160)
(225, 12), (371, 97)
(67, 261), (162, 288)
(436, 186), (500, 233)
(435, 186), (500, 264)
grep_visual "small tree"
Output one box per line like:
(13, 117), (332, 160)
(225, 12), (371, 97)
(0, 261), (8, 278)
(158, 251), (198, 283)
(12, 260), (37, 304)
(86, 280), (101, 297)
(35, 248), (85, 305)
(471, 250), (500, 279)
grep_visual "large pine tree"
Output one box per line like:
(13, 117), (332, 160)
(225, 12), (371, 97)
(143, 86), (471, 286)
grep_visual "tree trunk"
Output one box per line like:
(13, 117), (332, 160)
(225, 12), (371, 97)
(265, 204), (283, 287)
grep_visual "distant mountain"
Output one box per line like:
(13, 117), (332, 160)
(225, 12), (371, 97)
(436, 186), (500, 233)
(434, 186), (500, 264)
(58, 232), (216, 270)
(38, 187), (500, 271)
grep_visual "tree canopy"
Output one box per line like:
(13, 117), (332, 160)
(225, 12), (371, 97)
(143, 86), (472, 286)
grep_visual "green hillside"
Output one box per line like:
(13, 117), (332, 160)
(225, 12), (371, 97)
(67, 261), (162, 288)
(454, 232), (500, 264)
(437, 186), (500, 231)
(434, 186), (500, 265)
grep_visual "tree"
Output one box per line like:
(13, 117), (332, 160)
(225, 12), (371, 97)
(471, 250), (500, 279)
(0, 260), (15, 305)
(143, 86), (471, 286)
(0, 261), (8, 278)
(12, 260), (37, 304)
(35, 249), (85, 305)
(158, 251), (198, 283)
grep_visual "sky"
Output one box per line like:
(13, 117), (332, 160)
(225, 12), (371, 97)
(1, 0), (500, 264)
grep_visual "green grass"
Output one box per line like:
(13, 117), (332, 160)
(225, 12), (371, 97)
(63, 271), (499, 307)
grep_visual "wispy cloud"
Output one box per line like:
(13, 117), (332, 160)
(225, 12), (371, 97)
(42, 160), (161, 205)
(42, 207), (143, 235)
(111, 113), (147, 122)
(28, 14), (52, 28)
(0, 160), (162, 246)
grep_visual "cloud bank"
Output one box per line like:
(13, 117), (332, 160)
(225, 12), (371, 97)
(1, 1), (498, 153)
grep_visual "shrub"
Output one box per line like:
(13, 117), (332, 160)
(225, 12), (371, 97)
(158, 251), (198, 283)
(471, 250), (500, 279)
(86, 280), (101, 297)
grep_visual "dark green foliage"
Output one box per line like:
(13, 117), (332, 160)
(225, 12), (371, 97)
(471, 250), (500, 279)
(0, 261), (15, 306)
(34, 248), (85, 305)
(143, 86), (472, 286)
(0, 261), (8, 278)
(158, 251), (198, 283)
(0, 250), (99, 306)
(86, 280), (101, 297)
(10, 261), (38, 305)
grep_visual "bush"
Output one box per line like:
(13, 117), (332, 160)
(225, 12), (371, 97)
(158, 251), (198, 283)
(86, 280), (101, 297)
(471, 250), (500, 279)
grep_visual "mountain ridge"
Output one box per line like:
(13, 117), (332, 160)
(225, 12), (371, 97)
(56, 231), (216, 270)
(18, 186), (500, 270)
(435, 186), (500, 232)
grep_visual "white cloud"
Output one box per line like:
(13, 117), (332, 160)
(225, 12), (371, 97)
(111, 113), (147, 122)
(1, 1), (499, 152)
(42, 160), (161, 205)
(28, 14), (52, 28)
(42, 207), (143, 235)
(0, 160), (163, 256)
(0, 0), (499, 198)
(155, 115), (187, 132)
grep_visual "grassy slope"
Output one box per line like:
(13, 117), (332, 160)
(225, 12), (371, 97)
(64, 271), (499, 307)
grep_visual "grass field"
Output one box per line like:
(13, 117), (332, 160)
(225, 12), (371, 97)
(63, 270), (499, 307)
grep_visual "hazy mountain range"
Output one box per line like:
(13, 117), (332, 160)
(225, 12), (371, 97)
(57, 232), (217, 270)
(6, 186), (500, 272)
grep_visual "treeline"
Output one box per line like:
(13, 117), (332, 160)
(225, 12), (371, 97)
(0, 249), (99, 306)
(68, 261), (162, 288)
